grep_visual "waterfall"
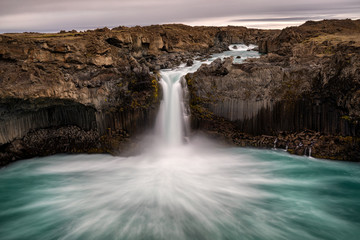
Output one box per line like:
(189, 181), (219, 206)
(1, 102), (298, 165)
(273, 138), (278, 149)
(155, 67), (192, 146)
(154, 44), (261, 146)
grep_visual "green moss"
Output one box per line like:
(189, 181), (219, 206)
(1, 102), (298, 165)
(152, 77), (159, 100)
(323, 46), (334, 55)
(341, 115), (351, 121)
(130, 99), (140, 109)
(287, 149), (295, 154)
(186, 76), (193, 87)
(185, 74), (216, 120)
(339, 136), (353, 143)
(190, 104), (214, 120)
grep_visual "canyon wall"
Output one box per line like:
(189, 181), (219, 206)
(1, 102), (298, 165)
(0, 24), (276, 166)
(186, 19), (360, 161)
(2, 20), (359, 163)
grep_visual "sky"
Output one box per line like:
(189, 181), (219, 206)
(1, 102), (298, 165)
(0, 0), (359, 33)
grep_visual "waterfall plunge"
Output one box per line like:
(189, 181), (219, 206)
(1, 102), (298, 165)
(154, 44), (261, 147)
(155, 67), (193, 146)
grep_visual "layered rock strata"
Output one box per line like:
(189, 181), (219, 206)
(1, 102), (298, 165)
(0, 24), (276, 166)
(186, 19), (360, 161)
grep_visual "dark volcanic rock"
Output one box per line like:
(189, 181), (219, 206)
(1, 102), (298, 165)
(2, 20), (359, 163)
(186, 19), (360, 161)
(186, 59), (194, 67)
(259, 19), (360, 55)
(0, 24), (277, 166)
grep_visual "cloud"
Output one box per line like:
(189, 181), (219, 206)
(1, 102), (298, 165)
(0, 0), (359, 32)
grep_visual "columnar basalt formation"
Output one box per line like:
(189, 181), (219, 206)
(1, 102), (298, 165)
(0, 24), (276, 166)
(186, 19), (360, 161)
(2, 20), (359, 163)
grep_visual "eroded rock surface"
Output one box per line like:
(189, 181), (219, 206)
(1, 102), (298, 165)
(0, 24), (276, 166)
(187, 19), (360, 161)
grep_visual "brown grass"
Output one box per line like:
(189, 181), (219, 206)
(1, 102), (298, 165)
(307, 33), (360, 46)
(2, 32), (85, 40)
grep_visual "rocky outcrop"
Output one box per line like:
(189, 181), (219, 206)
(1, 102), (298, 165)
(258, 19), (360, 55)
(4, 20), (358, 163)
(187, 19), (360, 161)
(0, 24), (276, 166)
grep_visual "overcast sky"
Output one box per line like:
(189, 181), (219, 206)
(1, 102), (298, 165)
(0, 0), (359, 33)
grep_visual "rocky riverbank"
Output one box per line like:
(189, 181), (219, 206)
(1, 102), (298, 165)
(0, 24), (277, 166)
(186, 19), (360, 161)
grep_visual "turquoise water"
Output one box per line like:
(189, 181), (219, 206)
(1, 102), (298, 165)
(1, 140), (360, 240)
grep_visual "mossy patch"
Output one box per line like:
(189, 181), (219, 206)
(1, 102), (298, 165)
(152, 77), (159, 100)
(186, 74), (215, 120)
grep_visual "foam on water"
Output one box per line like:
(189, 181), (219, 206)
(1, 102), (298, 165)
(1, 144), (360, 240)
(228, 44), (257, 51)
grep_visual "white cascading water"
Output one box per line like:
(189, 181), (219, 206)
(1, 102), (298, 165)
(156, 64), (199, 145)
(155, 44), (260, 145)
(156, 70), (186, 145)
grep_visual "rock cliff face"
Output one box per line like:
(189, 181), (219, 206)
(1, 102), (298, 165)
(187, 19), (360, 161)
(3, 20), (358, 163)
(0, 24), (276, 166)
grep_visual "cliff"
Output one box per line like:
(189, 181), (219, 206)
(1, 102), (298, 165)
(0, 24), (276, 166)
(186, 19), (360, 161)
